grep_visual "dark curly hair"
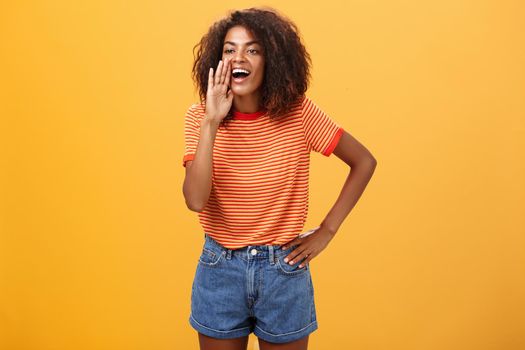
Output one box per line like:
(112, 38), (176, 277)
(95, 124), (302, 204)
(191, 6), (312, 124)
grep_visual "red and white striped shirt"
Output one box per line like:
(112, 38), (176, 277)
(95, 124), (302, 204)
(182, 95), (344, 249)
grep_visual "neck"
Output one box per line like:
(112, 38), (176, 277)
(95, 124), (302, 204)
(232, 92), (262, 113)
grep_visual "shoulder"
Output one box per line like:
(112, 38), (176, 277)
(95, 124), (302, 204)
(297, 94), (309, 108)
(299, 94), (318, 112)
(187, 101), (205, 114)
(298, 94), (321, 118)
(284, 94), (307, 119)
(185, 101), (206, 122)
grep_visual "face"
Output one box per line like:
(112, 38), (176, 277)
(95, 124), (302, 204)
(222, 25), (265, 97)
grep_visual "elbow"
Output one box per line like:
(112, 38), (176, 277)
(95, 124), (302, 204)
(188, 205), (204, 213)
(186, 200), (205, 212)
(351, 155), (377, 170)
(183, 188), (205, 212)
(184, 193), (206, 212)
(183, 179), (206, 212)
(365, 149), (377, 167)
(184, 192), (207, 212)
(353, 155), (377, 172)
(367, 156), (377, 171)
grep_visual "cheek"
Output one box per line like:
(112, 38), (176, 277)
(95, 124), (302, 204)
(255, 67), (264, 80)
(253, 73), (264, 86)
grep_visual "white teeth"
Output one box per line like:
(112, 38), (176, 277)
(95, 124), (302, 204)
(232, 68), (250, 75)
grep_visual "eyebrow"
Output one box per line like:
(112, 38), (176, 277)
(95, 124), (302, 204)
(223, 40), (261, 46)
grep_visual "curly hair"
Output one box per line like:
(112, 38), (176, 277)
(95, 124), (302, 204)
(191, 6), (312, 124)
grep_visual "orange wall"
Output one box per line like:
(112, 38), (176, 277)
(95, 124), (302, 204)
(1, 1), (524, 349)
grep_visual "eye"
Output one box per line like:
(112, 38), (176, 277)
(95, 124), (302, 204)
(248, 49), (258, 54)
(224, 49), (233, 54)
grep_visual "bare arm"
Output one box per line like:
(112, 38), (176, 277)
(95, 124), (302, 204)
(183, 117), (220, 212)
(320, 130), (377, 234)
(280, 130), (377, 267)
(182, 58), (233, 212)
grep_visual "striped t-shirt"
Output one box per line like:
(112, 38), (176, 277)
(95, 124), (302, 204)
(182, 95), (344, 249)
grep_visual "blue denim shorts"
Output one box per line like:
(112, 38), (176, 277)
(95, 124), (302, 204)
(189, 233), (318, 344)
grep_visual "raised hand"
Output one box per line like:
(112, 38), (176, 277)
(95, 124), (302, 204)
(205, 58), (233, 124)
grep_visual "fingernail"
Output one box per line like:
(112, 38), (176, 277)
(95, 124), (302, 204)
(289, 260), (294, 264)
(284, 258), (288, 262)
(299, 264), (303, 268)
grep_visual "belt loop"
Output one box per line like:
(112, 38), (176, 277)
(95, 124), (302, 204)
(226, 248), (232, 260)
(269, 245), (275, 265)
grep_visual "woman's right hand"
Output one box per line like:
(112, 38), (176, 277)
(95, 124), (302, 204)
(205, 58), (233, 124)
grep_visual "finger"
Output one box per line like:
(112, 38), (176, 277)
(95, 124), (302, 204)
(223, 59), (231, 87)
(287, 250), (309, 266)
(208, 67), (214, 89)
(215, 60), (223, 85)
(298, 254), (313, 268)
(287, 230), (310, 249)
(281, 238), (300, 250)
(284, 247), (307, 264)
(220, 58), (229, 85)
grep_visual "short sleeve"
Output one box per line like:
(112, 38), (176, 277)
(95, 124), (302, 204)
(182, 103), (202, 167)
(300, 96), (344, 156)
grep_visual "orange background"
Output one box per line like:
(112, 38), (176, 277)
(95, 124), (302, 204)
(1, 1), (524, 349)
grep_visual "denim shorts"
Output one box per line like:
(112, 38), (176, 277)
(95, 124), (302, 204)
(189, 233), (318, 344)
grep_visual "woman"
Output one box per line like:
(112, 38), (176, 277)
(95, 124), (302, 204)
(182, 7), (377, 350)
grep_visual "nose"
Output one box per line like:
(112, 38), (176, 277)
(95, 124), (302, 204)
(232, 50), (246, 63)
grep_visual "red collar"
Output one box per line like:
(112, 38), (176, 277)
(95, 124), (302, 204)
(232, 109), (267, 120)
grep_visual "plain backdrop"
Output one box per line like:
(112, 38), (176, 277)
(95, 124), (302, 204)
(1, 1), (524, 349)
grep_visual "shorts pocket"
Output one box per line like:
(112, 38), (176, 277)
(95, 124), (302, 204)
(198, 247), (225, 268)
(276, 248), (309, 276)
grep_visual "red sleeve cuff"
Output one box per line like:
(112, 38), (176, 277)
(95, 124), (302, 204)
(183, 153), (195, 167)
(322, 127), (344, 156)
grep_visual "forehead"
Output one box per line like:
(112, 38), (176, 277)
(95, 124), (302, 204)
(223, 26), (260, 45)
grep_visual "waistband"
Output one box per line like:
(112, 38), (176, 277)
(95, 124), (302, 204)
(204, 232), (294, 261)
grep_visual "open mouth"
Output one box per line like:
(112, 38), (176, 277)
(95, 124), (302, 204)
(232, 68), (251, 83)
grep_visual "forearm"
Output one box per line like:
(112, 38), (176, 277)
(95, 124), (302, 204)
(183, 117), (220, 211)
(320, 158), (377, 235)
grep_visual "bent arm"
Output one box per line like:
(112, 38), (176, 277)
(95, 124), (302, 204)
(320, 130), (377, 234)
(182, 116), (220, 212)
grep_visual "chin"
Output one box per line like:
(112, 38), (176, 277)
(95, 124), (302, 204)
(231, 88), (254, 96)
(232, 85), (262, 96)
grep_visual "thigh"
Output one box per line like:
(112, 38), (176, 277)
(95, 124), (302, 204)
(198, 332), (249, 350)
(258, 335), (309, 350)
